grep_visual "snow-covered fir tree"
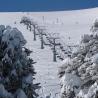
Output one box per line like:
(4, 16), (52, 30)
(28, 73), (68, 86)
(20, 17), (32, 30)
(58, 20), (98, 98)
(0, 25), (40, 98)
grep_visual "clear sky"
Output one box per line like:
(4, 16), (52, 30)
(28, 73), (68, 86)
(0, 0), (98, 12)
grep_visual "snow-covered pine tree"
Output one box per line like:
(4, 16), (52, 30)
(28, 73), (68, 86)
(0, 25), (40, 98)
(91, 19), (98, 32)
(58, 20), (98, 98)
(20, 17), (32, 30)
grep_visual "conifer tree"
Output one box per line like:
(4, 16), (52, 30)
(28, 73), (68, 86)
(0, 25), (40, 98)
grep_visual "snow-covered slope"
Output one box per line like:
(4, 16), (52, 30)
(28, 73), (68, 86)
(0, 8), (98, 45)
(0, 7), (98, 98)
(27, 8), (98, 45)
(15, 22), (61, 98)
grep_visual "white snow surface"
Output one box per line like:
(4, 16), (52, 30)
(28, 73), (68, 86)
(60, 73), (82, 95)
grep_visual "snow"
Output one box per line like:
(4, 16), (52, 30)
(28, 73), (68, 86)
(81, 34), (92, 43)
(16, 19), (61, 97)
(0, 7), (97, 98)
(15, 89), (27, 98)
(23, 74), (33, 84)
(26, 8), (98, 45)
(60, 73), (82, 87)
(59, 58), (71, 67)
(60, 73), (82, 94)
(77, 82), (98, 98)
(58, 58), (72, 77)
(11, 69), (17, 76)
(0, 84), (13, 98)
(92, 53), (98, 64)
(2, 28), (26, 46)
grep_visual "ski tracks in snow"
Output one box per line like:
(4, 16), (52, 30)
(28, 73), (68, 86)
(16, 22), (61, 98)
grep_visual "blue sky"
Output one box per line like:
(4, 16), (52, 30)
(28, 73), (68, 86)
(0, 0), (98, 12)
